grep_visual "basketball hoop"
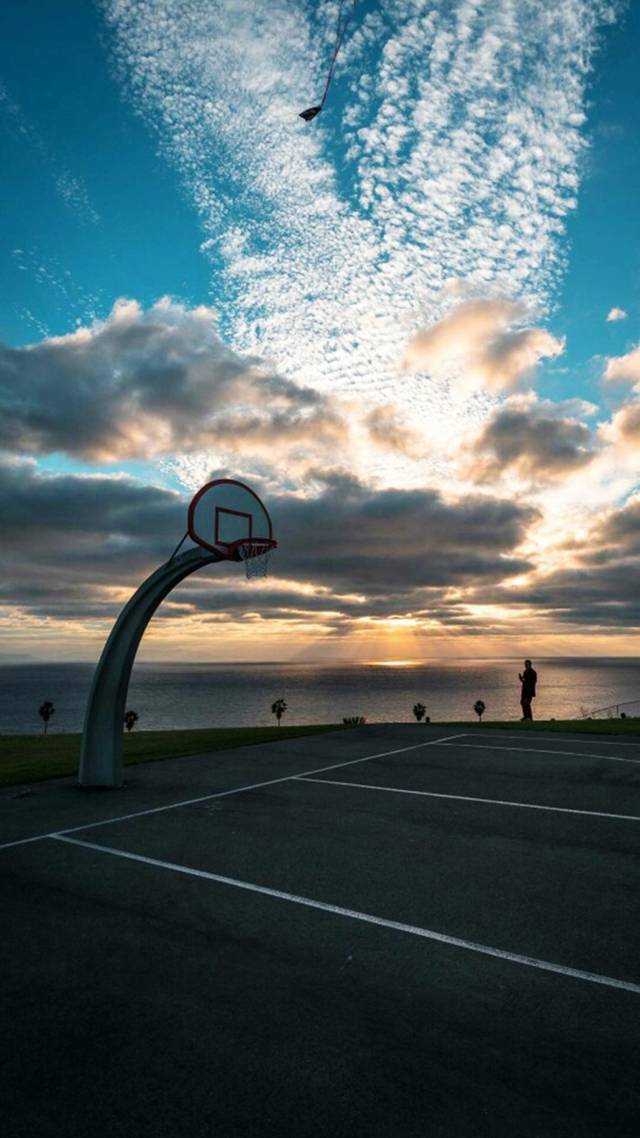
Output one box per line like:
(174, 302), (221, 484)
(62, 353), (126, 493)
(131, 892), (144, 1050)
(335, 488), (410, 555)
(236, 540), (276, 579)
(187, 479), (277, 578)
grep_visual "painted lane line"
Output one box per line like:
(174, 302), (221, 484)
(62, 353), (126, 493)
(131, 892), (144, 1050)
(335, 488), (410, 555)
(439, 742), (640, 766)
(0, 733), (465, 852)
(457, 732), (640, 750)
(52, 834), (640, 996)
(0, 833), (60, 852)
(296, 776), (640, 823)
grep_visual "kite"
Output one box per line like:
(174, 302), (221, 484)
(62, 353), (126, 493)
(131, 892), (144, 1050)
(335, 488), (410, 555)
(299, 0), (358, 122)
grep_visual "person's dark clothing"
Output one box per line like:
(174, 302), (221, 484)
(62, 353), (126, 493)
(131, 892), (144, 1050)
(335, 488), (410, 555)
(519, 668), (537, 720)
(521, 694), (533, 719)
(521, 669), (537, 698)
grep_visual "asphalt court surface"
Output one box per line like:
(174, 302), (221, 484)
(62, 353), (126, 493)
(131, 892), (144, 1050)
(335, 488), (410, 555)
(2, 725), (640, 1137)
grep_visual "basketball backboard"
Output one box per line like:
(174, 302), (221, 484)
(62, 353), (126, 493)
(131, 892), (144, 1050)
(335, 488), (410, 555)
(188, 479), (276, 564)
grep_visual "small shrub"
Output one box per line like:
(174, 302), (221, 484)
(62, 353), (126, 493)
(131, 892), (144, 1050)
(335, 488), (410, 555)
(413, 702), (427, 722)
(38, 701), (55, 735)
(124, 710), (139, 732)
(343, 716), (366, 726)
(271, 698), (287, 726)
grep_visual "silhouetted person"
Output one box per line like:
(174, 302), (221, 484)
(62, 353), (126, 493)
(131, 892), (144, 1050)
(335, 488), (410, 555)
(519, 660), (537, 720)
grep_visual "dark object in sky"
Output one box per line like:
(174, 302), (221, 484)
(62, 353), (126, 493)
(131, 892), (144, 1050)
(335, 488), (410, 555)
(299, 105), (323, 122)
(299, 0), (358, 122)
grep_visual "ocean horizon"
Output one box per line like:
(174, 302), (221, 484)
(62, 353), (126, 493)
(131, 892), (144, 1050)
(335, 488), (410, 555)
(1, 656), (639, 735)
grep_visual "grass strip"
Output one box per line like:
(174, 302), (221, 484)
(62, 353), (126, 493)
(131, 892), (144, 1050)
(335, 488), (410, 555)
(2, 717), (639, 789)
(0, 724), (340, 788)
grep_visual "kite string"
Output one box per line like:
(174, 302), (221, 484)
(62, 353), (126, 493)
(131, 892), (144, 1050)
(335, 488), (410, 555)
(320, 0), (357, 107)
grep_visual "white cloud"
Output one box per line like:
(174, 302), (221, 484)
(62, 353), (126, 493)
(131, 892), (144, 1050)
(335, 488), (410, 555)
(54, 171), (100, 226)
(604, 346), (640, 387)
(606, 306), (627, 322)
(403, 298), (564, 394)
(599, 399), (640, 452)
(103, 0), (614, 480)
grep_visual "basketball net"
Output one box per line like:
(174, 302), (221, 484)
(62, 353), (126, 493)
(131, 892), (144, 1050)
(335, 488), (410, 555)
(237, 541), (273, 579)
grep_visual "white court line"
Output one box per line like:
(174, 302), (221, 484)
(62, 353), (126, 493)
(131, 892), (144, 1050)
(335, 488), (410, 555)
(297, 776), (640, 823)
(52, 833), (640, 996)
(458, 731), (640, 749)
(0, 733), (465, 852)
(0, 832), (58, 852)
(439, 742), (640, 766)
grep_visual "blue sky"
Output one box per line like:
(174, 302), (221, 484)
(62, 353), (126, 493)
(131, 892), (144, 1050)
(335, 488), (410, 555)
(555, 1), (640, 379)
(2, 1), (638, 372)
(0, 0), (209, 344)
(1, 1), (639, 661)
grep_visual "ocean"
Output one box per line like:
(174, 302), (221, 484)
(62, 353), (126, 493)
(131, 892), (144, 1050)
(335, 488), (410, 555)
(1, 658), (639, 735)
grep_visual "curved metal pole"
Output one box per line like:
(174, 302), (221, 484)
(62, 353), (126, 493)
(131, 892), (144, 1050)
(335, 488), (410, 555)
(79, 546), (224, 788)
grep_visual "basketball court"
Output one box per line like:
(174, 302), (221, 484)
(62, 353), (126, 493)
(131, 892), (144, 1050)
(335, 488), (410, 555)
(2, 724), (639, 1137)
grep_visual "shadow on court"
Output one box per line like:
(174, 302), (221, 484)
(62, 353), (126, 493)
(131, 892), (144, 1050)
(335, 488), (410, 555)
(2, 725), (639, 1137)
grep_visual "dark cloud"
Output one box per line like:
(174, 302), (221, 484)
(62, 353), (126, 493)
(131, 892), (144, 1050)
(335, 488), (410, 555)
(599, 496), (640, 547)
(508, 568), (640, 628)
(0, 462), (537, 628)
(497, 496), (640, 629)
(0, 299), (344, 461)
(466, 397), (596, 482)
(0, 458), (182, 569)
(364, 404), (421, 456)
(171, 581), (468, 625)
(0, 459), (186, 630)
(272, 472), (536, 592)
(6, 460), (638, 636)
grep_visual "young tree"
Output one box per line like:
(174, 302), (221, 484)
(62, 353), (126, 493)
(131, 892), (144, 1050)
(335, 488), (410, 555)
(271, 698), (287, 727)
(413, 702), (427, 722)
(124, 710), (139, 733)
(38, 701), (55, 735)
(473, 699), (486, 724)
